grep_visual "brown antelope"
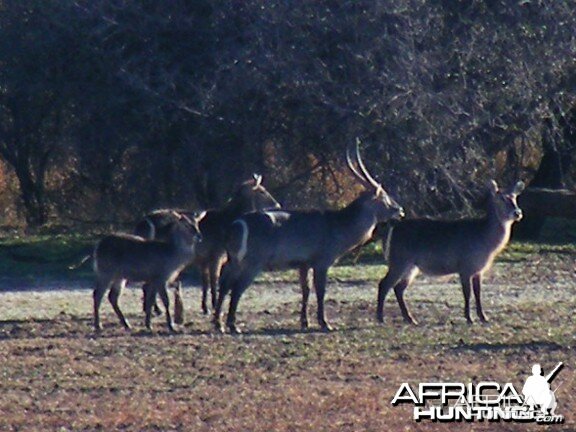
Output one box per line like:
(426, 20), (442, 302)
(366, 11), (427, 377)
(134, 208), (203, 242)
(376, 180), (525, 325)
(136, 174), (280, 316)
(214, 140), (404, 334)
(92, 212), (201, 333)
(134, 209), (205, 322)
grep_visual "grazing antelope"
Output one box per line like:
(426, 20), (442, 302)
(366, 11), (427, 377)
(214, 140), (404, 334)
(376, 180), (525, 325)
(136, 174), (280, 316)
(92, 212), (201, 333)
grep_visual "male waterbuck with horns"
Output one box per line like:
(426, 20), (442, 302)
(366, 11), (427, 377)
(215, 140), (404, 334)
(136, 174), (280, 316)
(376, 180), (525, 325)
(92, 212), (201, 333)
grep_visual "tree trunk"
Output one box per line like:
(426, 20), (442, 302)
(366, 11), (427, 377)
(15, 163), (48, 227)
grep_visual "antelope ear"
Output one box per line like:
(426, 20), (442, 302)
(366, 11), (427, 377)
(512, 181), (525, 195)
(252, 173), (263, 188)
(179, 213), (197, 229)
(487, 179), (499, 194)
(193, 210), (207, 221)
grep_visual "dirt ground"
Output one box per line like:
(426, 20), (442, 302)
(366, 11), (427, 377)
(0, 248), (574, 431)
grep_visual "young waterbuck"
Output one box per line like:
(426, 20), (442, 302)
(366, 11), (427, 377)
(136, 174), (280, 316)
(92, 212), (201, 333)
(134, 208), (206, 323)
(215, 140), (404, 334)
(376, 180), (525, 325)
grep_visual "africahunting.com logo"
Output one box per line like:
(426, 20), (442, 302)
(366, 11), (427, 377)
(392, 362), (565, 424)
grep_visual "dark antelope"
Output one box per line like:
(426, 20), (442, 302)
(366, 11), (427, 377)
(215, 140), (404, 334)
(92, 212), (201, 332)
(136, 174), (280, 316)
(376, 180), (524, 325)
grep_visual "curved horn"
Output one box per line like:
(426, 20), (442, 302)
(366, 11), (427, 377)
(346, 143), (370, 187)
(354, 138), (382, 190)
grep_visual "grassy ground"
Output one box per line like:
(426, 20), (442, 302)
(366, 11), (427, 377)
(0, 234), (95, 287)
(0, 236), (574, 431)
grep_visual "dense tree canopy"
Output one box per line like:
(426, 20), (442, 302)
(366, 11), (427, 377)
(0, 0), (575, 227)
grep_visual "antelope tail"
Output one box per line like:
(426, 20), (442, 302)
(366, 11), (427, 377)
(68, 254), (92, 270)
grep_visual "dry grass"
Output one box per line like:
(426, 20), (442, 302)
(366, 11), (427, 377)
(0, 244), (575, 431)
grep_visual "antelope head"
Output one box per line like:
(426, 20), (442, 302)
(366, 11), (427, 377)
(487, 180), (524, 223)
(346, 138), (404, 223)
(235, 173), (281, 212)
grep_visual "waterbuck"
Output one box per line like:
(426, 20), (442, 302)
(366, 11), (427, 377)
(134, 208), (206, 322)
(214, 141), (404, 334)
(136, 174), (280, 316)
(195, 174), (280, 314)
(134, 208), (205, 242)
(92, 212), (201, 333)
(376, 180), (525, 325)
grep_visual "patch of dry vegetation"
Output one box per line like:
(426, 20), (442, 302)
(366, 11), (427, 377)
(0, 246), (574, 431)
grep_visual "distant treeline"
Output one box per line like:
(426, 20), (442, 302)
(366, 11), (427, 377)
(0, 0), (575, 228)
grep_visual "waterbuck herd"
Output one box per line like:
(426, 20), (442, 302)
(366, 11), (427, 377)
(83, 141), (525, 334)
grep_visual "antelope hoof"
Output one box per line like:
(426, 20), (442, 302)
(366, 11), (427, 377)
(479, 315), (489, 323)
(404, 316), (418, 326)
(228, 326), (242, 335)
(300, 319), (309, 330)
(320, 323), (334, 332)
(166, 320), (179, 333)
(202, 306), (210, 316)
(214, 319), (225, 334)
(228, 324), (242, 335)
(145, 321), (154, 332)
(376, 313), (385, 324)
